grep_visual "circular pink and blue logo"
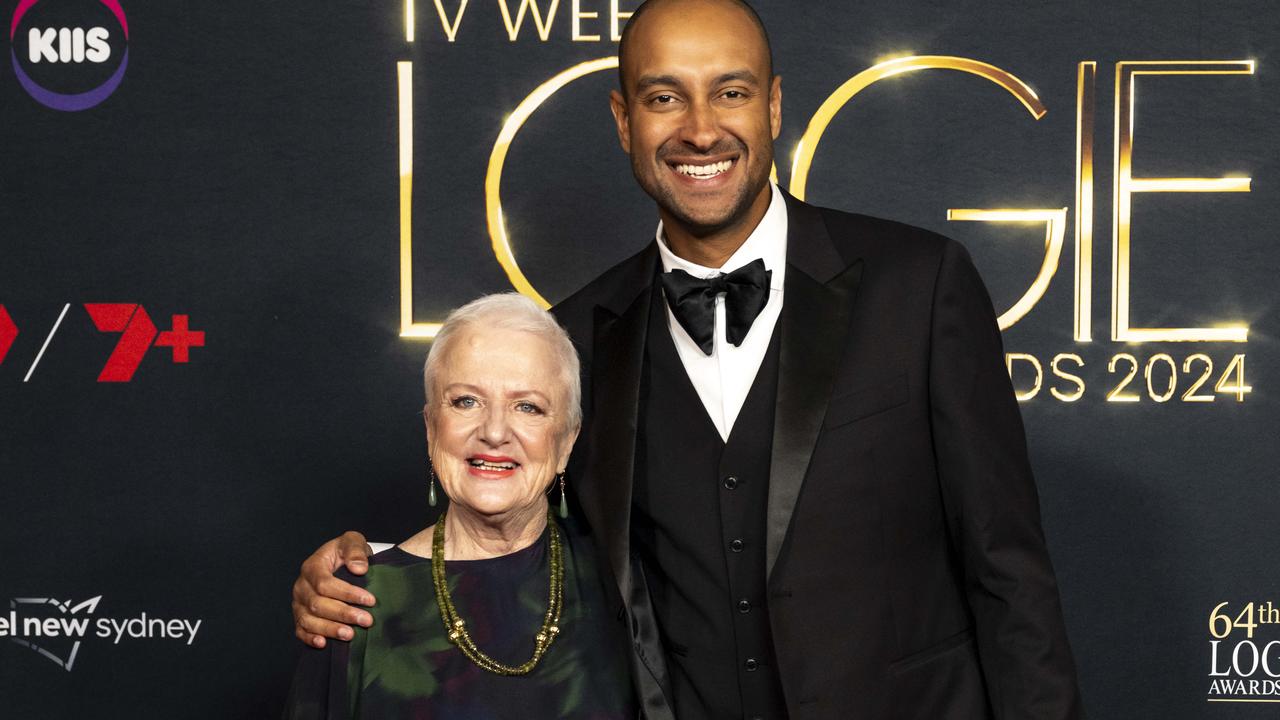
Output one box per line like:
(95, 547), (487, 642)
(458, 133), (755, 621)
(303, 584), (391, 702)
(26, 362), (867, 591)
(9, 0), (128, 111)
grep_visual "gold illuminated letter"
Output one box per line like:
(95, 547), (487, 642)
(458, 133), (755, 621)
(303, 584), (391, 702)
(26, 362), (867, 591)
(432, 0), (470, 43)
(498, 0), (561, 41)
(402, 58), (618, 337)
(572, 0), (600, 41)
(1111, 61), (1254, 342)
(485, 57), (620, 308)
(946, 209), (1067, 330)
(791, 56), (1061, 331)
(610, 0), (633, 41)
(1074, 61), (1096, 341)
(397, 62), (438, 337)
(1050, 353), (1086, 402)
(789, 55), (1046, 200)
(1005, 353), (1043, 401)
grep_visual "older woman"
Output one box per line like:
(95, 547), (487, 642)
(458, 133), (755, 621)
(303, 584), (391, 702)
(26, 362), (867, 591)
(285, 294), (634, 719)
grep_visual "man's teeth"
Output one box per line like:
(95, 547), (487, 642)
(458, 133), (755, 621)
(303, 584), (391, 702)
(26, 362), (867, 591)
(675, 160), (733, 178)
(469, 459), (517, 470)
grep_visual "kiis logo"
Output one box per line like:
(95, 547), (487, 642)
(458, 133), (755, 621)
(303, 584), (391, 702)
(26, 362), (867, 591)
(9, 0), (128, 111)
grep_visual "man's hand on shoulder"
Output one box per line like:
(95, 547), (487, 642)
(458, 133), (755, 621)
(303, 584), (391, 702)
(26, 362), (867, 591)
(291, 531), (377, 648)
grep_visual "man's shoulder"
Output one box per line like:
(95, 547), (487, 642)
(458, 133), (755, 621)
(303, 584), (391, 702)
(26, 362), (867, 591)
(551, 242), (655, 332)
(805, 200), (957, 264)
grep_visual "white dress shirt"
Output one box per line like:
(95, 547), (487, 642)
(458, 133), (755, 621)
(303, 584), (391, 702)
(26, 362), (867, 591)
(656, 182), (788, 441)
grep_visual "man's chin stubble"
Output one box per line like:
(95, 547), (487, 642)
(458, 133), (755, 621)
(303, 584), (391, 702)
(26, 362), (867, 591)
(641, 177), (758, 239)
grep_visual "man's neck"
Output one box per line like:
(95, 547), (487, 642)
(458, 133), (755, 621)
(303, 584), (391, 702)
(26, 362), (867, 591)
(662, 184), (773, 269)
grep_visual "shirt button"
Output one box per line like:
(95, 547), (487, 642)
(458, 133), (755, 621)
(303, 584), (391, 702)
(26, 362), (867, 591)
(729, 538), (744, 552)
(745, 657), (759, 671)
(723, 475), (739, 490)
(737, 599), (752, 613)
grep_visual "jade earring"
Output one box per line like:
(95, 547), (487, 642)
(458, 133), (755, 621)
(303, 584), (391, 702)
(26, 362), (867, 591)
(428, 462), (438, 507)
(556, 472), (568, 519)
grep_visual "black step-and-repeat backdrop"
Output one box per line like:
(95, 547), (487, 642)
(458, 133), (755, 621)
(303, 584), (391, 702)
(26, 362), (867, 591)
(1, 0), (1277, 716)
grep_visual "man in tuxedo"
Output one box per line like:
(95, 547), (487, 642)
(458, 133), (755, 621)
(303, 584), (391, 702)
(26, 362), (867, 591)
(292, 1), (1083, 717)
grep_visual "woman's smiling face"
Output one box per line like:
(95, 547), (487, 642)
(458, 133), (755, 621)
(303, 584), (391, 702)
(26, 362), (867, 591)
(426, 325), (577, 521)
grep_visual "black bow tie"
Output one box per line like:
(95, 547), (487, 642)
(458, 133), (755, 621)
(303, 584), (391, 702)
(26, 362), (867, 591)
(660, 258), (772, 355)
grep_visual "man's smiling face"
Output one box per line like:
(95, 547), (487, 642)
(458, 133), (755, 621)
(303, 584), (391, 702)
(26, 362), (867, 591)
(611, 0), (781, 238)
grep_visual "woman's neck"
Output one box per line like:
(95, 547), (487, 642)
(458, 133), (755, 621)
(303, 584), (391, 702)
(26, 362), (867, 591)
(440, 502), (549, 560)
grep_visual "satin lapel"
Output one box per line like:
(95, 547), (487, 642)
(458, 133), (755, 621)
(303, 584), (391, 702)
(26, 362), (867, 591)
(766, 196), (864, 580)
(579, 263), (654, 603)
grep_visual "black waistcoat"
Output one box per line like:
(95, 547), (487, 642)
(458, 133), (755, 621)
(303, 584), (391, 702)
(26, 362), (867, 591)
(632, 286), (788, 720)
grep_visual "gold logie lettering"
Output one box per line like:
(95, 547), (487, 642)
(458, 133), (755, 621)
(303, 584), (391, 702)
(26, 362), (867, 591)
(498, 0), (561, 41)
(1145, 352), (1178, 402)
(1106, 353), (1141, 402)
(1049, 353), (1086, 402)
(432, 0), (470, 42)
(394, 55), (1261, 346)
(484, 57), (620, 309)
(1181, 354), (1215, 402)
(1111, 61), (1253, 342)
(791, 55), (1046, 200)
(946, 209), (1066, 331)
(610, 0), (633, 41)
(572, 0), (600, 41)
(1005, 353), (1043, 401)
(397, 62), (438, 337)
(1073, 62), (1096, 342)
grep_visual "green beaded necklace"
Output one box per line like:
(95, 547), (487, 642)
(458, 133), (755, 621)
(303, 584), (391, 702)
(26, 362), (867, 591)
(430, 510), (565, 675)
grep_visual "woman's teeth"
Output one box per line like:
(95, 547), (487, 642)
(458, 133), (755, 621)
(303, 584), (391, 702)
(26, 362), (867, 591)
(469, 459), (516, 470)
(675, 160), (733, 178)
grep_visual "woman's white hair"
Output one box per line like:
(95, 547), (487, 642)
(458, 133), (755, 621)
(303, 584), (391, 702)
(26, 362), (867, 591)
(423, 293), (582, 432)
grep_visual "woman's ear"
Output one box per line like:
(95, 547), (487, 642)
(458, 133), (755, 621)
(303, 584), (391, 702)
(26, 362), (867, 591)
(557, 422), (581, 473)
(423, 403), (434, 446)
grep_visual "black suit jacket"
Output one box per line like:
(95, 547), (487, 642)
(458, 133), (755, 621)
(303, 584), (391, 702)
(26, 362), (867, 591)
(551, 193), (1082, 720)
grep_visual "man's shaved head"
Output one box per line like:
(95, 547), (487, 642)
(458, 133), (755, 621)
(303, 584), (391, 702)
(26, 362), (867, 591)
(618, 0), (773, 91)
(607, 0), (782, 258)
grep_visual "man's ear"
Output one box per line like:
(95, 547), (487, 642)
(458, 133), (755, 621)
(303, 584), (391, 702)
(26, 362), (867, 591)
(769, 74), (783, 140)
(609, 89), (632, 154)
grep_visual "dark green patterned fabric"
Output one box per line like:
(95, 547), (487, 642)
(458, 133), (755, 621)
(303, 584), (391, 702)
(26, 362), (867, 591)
(286, 520), (635, 719)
